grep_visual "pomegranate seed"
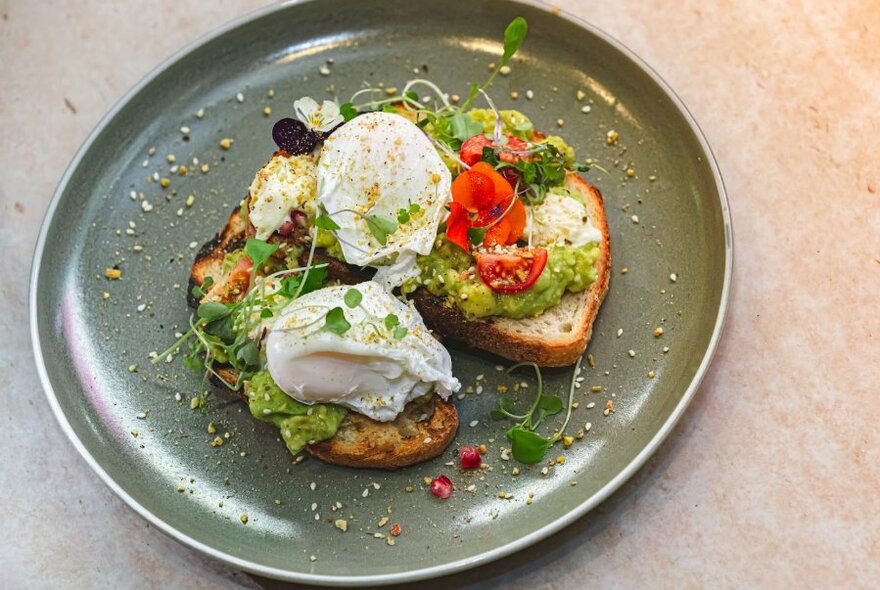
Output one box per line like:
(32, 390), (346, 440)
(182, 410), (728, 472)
(430, 475), (453, 499)
(276, 216), (295, 236)
(459, 445), (482, 469)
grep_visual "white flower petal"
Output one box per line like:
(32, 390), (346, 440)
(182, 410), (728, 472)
(315, 100), (343, 132)
(293, 97), (320, 128)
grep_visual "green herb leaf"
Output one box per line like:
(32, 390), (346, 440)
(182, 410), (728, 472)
(260, 308), (274, 318)
(324, 307), (351, 334)
(409, 202), (421, 213)
(501, 17), (528, 66)
(315, 213), (341, 231)
(279, 265), (328, 298)
(537, 394), (564, 416)
(384, 313), (400, 330)
(191, 276), (214, 299)
(449, 112), (484, 142)
(235, 341), (260, 367)
(506, 426), (553, 464)
(381, 104), (398, 113)
(364, 214), (398, 245)
(182, 352), (203, 371)
(490, 397), (516, 420)
(245, 239), (279, 269)
(397, 209), (411, 223)
(340, 102), (357, 121)
(392, 326), (409, 340)
(344, 288), (362, 308)
(404, 90), (419, 104)
(197, 302), (232, 322)
(467, 225), (488, 246)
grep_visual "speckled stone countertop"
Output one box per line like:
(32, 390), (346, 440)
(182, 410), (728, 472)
(1, 1), (878, 588)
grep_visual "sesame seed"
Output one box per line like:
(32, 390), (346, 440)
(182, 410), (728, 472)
(195, 108), (205, 119)
(576, 89), (586, 101)
(663, 346), (670, 353)
(617, 328), (623, 337)
(236, 92), (244, 103)
(319, 65), (331, 76)
(670, 273), (678, 282)
(556, 118), (565, 127)
(631, 215), (639, 224)
(180, 126), (190, 134)
(587, 402), (596, 409)
(469, 420), (479, 427)
(648, 371), (656, 379)
(628, 350), (636, 358)
(580, 105), (592, 114)
(499, 65), (511, 75)
(526, 89), (534, 100)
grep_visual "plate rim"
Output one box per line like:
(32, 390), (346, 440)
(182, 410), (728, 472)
(29, 0), (733, 585)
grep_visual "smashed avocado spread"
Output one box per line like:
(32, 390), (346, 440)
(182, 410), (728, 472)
(403, 237), (600, 320)
(245, 370), (346, 455)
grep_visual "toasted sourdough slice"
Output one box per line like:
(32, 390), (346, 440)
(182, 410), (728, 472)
(411, 172), (611, 367)
(190, 222), (459, 469)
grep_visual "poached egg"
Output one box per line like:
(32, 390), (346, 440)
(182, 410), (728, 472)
(265, 281), (460, 422)
(316, 112), (451, 286)
(248, 153), (318, 240)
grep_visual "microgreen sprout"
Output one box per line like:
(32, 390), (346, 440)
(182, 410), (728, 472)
(490, 361), (581, 464)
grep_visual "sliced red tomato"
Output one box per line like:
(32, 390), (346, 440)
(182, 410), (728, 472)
(445, 202), (471, 251)
(475, 248), (548, 294)
(228, 255), (254, 293)
(460, 134), (530, 166)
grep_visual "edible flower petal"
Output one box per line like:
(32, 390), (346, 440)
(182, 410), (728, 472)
(293, 97), (344, 133)
(445, 202), (471, 251)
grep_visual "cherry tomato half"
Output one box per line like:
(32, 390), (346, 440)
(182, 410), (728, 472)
(475, 248), (548, 294)
(460, 134), (530, 166)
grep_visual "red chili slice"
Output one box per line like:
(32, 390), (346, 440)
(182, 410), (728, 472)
(475, 248), (548, 294)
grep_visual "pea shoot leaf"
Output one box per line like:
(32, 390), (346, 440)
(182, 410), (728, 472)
(364, 214), (398, 246)
(449, 112), (483, 142)
(537, 394), (564, 415)
(191, 276), (214, 298)
(245, 239), (279, 268)
(384, 313), (400, 330)
(324, 307), (351, 334)
(279, 266), (328, 298)
(340, 102), (357, 121)
(197, 302), (231, 322)
(344, 288), (362, 308)
(392, 326), (409, 340)
(397, 209), (410, 224)
(490, 397), (517, 421)
(315, 212), (341, 231)
(502, 17), (528, 66)
(235, 341), (260, 367)
(506, 426), (553, 464)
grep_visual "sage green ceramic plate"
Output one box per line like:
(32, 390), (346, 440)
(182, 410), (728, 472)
(30, 0), (730, 585)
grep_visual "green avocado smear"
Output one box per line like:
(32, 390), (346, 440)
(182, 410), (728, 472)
(245, 370), (347, 455)
(402, 237), (601, 320)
